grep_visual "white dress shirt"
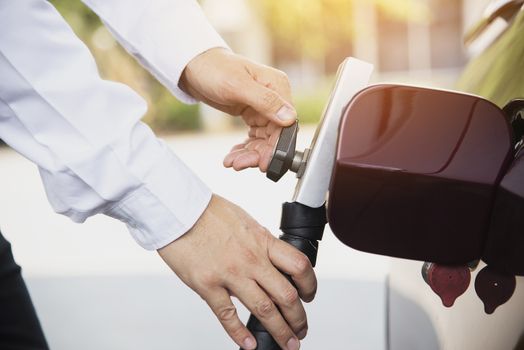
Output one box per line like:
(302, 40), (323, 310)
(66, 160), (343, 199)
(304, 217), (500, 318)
(0, 0), (228, 250)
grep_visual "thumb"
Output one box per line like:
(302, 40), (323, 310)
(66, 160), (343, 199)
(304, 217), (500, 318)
(237, 79), (297, 126)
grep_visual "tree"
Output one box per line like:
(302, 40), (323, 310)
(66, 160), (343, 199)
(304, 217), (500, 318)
(252, 0), (428, 72)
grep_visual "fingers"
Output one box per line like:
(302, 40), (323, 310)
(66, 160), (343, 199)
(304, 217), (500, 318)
(236, 79), (297, 127)
(232, 151), (260, 170)
(256, 266), (309, 339)
(268, 239), (317, 303)
(250, 65), (293, 105)
(232, 280), (301, 350)
(205, 288), (257, 349)
(223, 121), (281, 172)
(223, 147), (245, 169)
(223, 142), (275, 172)
(223, 136), (270, 171)
(184, 49), (296, 127)
(223, 148), (260, 170)
(260, 127), (282, 172)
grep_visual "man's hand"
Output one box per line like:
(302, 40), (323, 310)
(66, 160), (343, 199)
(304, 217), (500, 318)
(180, 48), (296, 172)
(158, 195), (316, 350)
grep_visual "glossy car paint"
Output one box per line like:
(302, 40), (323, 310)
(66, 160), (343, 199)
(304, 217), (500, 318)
(484, 146), (524, 275)
(328, 85), (513, 264)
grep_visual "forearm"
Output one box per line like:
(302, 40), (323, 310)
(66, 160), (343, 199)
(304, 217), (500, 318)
(0, 0), (211, 249)
(81, 0), (229, 103)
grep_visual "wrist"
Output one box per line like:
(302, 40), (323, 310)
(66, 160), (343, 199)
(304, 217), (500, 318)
(179, 47), (232, 97)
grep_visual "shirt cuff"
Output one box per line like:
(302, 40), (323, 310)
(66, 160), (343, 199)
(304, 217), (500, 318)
(105, 142), (212, 250)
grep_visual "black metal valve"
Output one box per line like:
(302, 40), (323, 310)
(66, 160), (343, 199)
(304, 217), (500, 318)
(266, 123), (308, 182)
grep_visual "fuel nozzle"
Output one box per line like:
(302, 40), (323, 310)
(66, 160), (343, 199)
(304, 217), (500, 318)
(266, 122), (309, 182)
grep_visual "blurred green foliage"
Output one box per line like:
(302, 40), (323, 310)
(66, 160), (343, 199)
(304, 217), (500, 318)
(251, 0), (427, 124)
(253, 0), (427, 70)
(50, 0), (200, 132)
(154, 95), (201, 131)
(457, 10), (524, 107)
(50, 0), (99, 32)
(294, 83), (332, 124)
(49, 0), (427, 130)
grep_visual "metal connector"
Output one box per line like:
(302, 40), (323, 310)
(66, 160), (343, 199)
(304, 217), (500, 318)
(266, 122), (309, 182)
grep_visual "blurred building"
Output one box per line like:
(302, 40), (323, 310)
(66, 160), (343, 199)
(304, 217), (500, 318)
(198, 0), (495, 130)
(351, 0), (492, 86)
(199, 0), (271, 131)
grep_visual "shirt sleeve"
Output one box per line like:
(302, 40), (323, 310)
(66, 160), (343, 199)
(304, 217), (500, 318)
(82, 0), (230, 103)
(0, 0), (212, 250)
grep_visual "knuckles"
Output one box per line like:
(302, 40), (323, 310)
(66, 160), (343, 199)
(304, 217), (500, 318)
(255, 298), (275, 319)
(281, 286), (299, 306)
(260, 89), (281, 110)
(253, 226), (273, 245)
(195, 270), (221, 289)
(241, 247), (259, 265)
(294, 253), (311, 276)
(217, 305), (238, 322)
(229, 325), (246, 341)
(226, 263), (240, 277)
(273, 326), (291, 342)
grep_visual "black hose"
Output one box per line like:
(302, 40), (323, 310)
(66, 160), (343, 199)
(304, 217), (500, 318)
(240, 202), (327, 350)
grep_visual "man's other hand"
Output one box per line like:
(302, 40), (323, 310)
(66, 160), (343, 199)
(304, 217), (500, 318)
(180, 48), (296, 172)
(158, 195), (316, 350)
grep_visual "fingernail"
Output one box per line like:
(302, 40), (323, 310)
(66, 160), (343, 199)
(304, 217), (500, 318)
(297, 328), (308, 339)
(276, 105), (297, 121)
(243, 337), (256, 349)
(286, 337), (300, 350)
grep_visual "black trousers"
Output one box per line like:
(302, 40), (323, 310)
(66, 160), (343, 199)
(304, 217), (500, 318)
(0, 231), (48, 350)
